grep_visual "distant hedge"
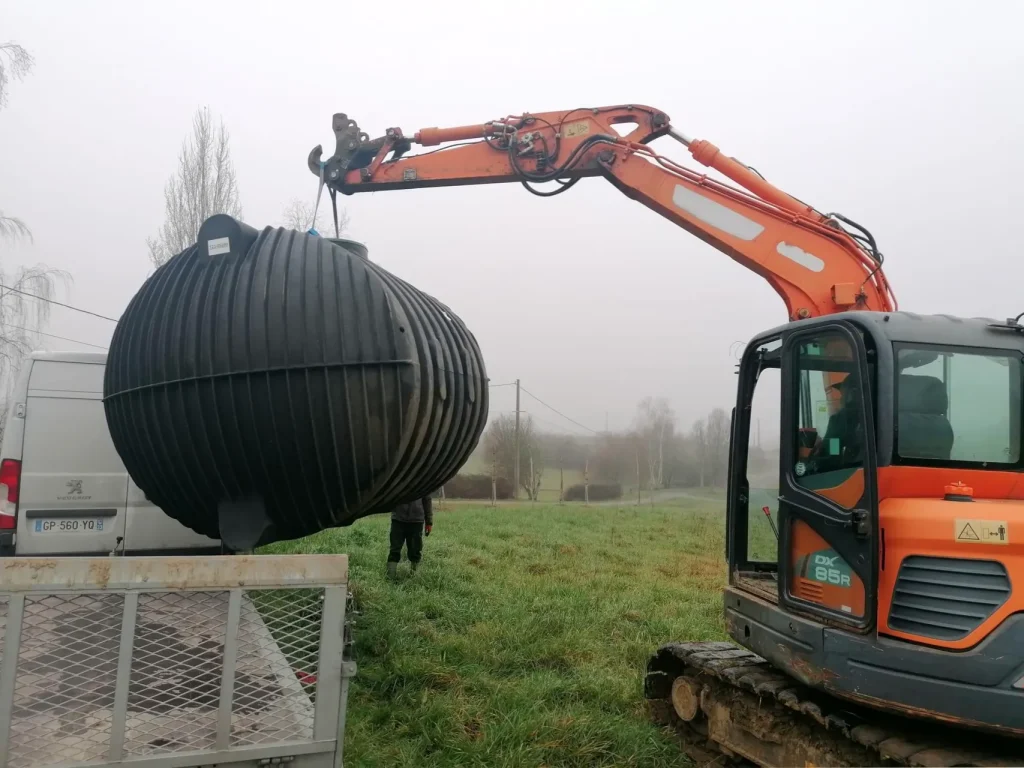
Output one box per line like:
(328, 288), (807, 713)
(442, 473), (513, 500)
(563, 483), (622, 502)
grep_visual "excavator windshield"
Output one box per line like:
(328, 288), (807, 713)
(895, 346), (1022, 466)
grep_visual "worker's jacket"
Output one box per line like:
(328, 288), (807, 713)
(390, 496), (433, 525)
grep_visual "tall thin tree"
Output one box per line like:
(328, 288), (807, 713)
(148, 107), (242, 267)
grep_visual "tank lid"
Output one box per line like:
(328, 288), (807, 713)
(327, 237), (369, 261)
(303, 226), (369, 261)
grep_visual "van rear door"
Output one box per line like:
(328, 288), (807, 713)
(16, 358), (128, 555)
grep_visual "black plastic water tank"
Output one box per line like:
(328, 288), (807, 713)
(104, 215), (488, 549)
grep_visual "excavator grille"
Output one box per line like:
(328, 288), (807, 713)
(887, 555), (1009, 641)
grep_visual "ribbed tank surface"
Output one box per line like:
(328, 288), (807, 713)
(104, 215), (488, 549)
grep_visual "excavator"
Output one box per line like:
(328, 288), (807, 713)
(309, 105), (1024, 766)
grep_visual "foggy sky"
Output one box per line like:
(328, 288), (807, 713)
(2, 1), (1022, 437)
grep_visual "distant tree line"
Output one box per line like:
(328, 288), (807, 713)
(590, 399), (731, 490)
(444, 395), (778, 500)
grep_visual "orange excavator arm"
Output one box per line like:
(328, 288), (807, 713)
(308, 105), (896, 320)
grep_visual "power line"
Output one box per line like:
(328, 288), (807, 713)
(527, 413), (593, 437)
(3, 324), (107, 350)
(488, 410), (583, 434)
(488, 381), (517, 388)
(0, 283), (120, 323)
(520, 386), (599, 435)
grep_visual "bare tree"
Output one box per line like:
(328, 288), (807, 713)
(0, 42), (33, 108)
(692, 418), (707, 487)
(662, 432), (693, 488)
(592, 431), (634, 484)
(281, 198), (349, 236)
(705, 408), (731, 486)
(0, 42), (73, 406)
(484, 413), (545, 499)
(0, 214), (30, 243)
(634, 396), (675, 490)
(147, 107), (242, 267)
(538, 433), (588, 474)
(1, 42), (35, 242)
(0, 267), (72, 410)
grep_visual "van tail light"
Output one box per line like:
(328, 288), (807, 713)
(0, 458), (21, 530)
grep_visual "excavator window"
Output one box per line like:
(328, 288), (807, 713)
(792, 332), (869, 502)
(745, 340), (781, 565)
(894, 345), (1022, 466)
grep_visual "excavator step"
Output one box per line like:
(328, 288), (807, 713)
(645, 641), (1021, 767)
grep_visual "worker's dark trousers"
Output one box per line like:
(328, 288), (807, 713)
(388, 520), (424, 563)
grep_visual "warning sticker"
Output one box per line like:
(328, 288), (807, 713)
(955, 518), (1009, 545)
(563, 120), (590, 139)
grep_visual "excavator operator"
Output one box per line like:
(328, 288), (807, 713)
(814, 378), (864, 469)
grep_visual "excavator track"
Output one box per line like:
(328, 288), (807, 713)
(645, 641), (1021, 767)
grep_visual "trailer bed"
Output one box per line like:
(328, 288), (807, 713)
(0, 555), (355, 768)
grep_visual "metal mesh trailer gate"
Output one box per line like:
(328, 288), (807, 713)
(0, 555), (355, 767)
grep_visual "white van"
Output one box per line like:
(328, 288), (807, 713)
(0, 351), (219, 556)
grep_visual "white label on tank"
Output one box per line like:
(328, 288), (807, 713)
(207, 237), (231, 256)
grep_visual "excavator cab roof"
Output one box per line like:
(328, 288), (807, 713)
(757, 310), (1024, 353)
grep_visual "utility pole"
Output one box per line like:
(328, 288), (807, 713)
(514, 378), (521, 500)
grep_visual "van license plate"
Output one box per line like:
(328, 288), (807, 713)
(33, 519), (105, 533)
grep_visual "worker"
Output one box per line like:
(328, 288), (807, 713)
(387, 493), (434, 579)
(816, 377), (864, 466)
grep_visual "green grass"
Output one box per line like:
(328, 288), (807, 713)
(266, 498), (730, 767)
(747, 486), (781, 563)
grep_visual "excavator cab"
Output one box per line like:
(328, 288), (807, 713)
(729, 317), (877, 626)
(724, 310), (1024, 736)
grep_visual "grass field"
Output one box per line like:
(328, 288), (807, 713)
(266, 495), (735, 767)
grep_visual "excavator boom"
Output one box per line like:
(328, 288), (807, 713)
(309, 105), (897, 321)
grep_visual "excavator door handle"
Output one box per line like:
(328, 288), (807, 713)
(851, 508), (871, 537)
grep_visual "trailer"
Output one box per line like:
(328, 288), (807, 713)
(0, 554), (355, 767)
